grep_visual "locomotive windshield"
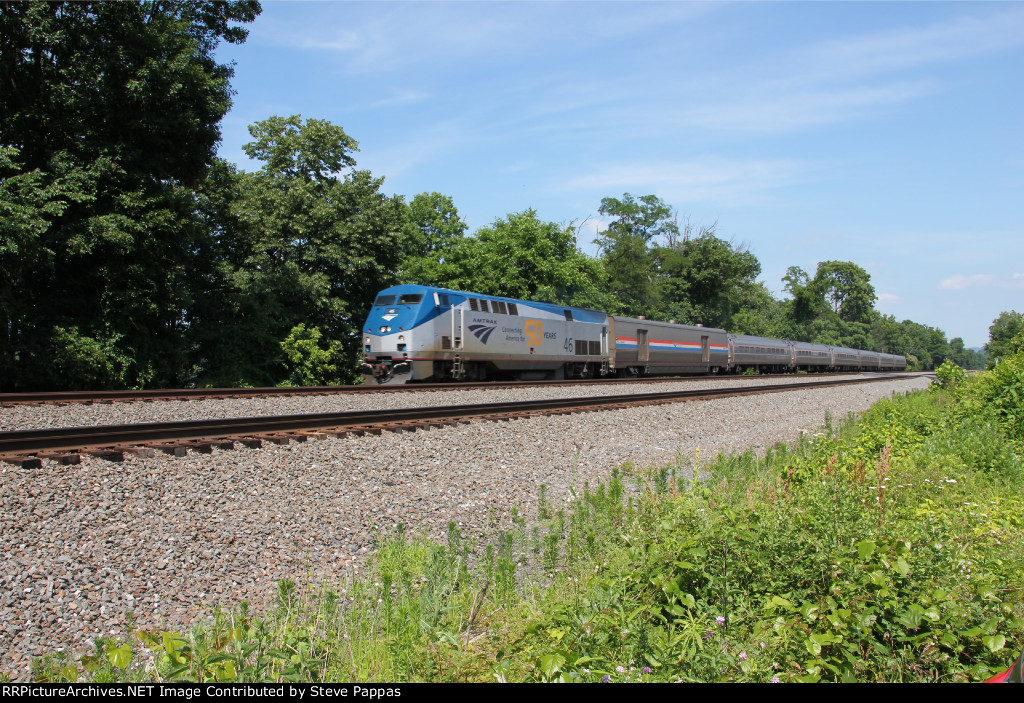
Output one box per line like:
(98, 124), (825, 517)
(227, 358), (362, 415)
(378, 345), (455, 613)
(373, 295), (396, 306)
(398, 294), (423, 304)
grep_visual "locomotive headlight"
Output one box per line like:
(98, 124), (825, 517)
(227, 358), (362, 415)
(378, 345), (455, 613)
(398, 335), (405, 341)
(365, 337), (370, 344)
(380, 325), (391, 333)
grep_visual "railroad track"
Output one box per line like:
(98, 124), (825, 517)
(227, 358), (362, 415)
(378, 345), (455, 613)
(0, 374), (918, 468)
(0, 371), (917, 406)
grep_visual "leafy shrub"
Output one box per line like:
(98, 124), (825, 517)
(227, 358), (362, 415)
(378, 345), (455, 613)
(934, 360), (966, 393)
(279, 323), (343, 386)
(49, 326), (143, 389)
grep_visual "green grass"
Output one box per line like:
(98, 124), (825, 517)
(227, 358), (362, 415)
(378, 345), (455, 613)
(23, 356), (1024, 683)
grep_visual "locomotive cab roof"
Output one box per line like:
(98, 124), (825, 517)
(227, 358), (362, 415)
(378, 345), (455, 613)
(371, 284), (608, 324)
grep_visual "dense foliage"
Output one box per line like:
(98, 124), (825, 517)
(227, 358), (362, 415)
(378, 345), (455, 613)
(188, 116), (406, 386)
(26, 344), (1024, 683)
(0, 3), (987, 389)
(0, 0), (260, 389)
(985, 311), (1023, 369)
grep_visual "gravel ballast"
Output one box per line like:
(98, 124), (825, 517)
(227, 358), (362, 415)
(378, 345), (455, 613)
(3, 374), (891, 431)
(0, 376), (930, 678)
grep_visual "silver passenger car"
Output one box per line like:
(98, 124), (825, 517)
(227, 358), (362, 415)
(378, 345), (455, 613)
(610, 317), (729, 376)
(728, 334), (794, 372)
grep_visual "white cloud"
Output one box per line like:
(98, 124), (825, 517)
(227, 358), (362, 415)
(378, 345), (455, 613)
(256, 2), (717, 75)
(567, 157), (812, 206)
(939, 273), (1024, 291)
(803, 8), (1024, 79)
(255, 6), (519, 74)
(672, 7), (1024, 133)
(877, 293), (902, 305)
(679, 82), (935, 133)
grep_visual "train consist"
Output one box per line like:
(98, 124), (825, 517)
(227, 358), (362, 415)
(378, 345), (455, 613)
(361, 284), (907, 385)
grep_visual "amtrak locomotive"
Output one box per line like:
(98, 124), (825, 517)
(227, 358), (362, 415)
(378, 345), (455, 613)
(360, 284), (906, 385)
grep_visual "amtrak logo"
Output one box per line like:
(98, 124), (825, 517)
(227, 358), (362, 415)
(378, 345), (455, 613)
(468, 324), (497, 344)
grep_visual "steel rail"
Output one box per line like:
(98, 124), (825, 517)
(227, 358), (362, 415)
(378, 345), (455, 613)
(0, 371), (922, 406)
(0, 375), (912, 456)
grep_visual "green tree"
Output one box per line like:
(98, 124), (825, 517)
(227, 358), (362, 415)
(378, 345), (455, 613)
(474, 211), (608, 307)
(986, 310), (1024, 368)
(0, 0), (260, 390)
(402, 192), (467, 259)
(812, 260), (877, 325)
(397, 192), (469, 286)
(419, 210), (608, 309)
(780, 266), (821, 334)
(729, 283), (788, 337)
(595, 194), (677, 316)
(191, 115), (405, 386)
(780, 261), (878, 348)
(871, 313), (912, 355)
(655, 231), (761, 329)
(898, 320), (952, 370)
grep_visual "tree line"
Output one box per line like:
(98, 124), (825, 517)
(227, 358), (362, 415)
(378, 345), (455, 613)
(0, 2), (994, 391)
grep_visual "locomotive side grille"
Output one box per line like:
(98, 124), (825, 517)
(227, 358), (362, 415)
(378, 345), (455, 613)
(442, 336), (452, 350)
(508, 303), (519, 315)
(589, 341), (600, 355)
(469, 298), (479, 311)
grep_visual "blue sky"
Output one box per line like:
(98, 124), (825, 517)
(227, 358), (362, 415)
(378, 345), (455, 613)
(215, 1), (1024, 348)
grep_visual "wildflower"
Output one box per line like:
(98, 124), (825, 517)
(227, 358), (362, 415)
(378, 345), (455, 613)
(739, 653), (748, 661)
(616, 666), (626, 673)
(602, 675), (611, 683)
(771, 676), (780, 683)
(583, 669), (590, 675)
(643, 667), (653, 675)
(716, 616), (726, 626)
(704, 631), (714, 640)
